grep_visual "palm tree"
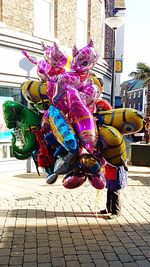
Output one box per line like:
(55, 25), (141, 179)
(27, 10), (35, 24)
(129, 62), (150, 143)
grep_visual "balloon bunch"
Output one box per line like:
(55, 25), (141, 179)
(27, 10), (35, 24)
(3, 40), (144, 190)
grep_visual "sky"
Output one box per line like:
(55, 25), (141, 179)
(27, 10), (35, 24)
(120, 0), (150, 82)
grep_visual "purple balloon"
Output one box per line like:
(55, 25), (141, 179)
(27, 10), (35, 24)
(63, 171), (87, 189)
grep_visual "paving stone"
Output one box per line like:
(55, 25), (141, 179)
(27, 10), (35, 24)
(23, 263), (37, 267)
(0, 248), (10, 256)
(90, 250), (104, 259)
(52, 257), (65, 266)
(24, 254), (37, 262)
(78, 254), (93, 263)
(118, 253), (134, 263)
(123, 263), (138, 267)
(37, 254), (51, 263)
(94, 259), (109, 266)
(66, 261), (80, 267)
(135, 260), (150, 267)
(108, 261), (123, 266)
(0, 256), (9, 265)
(103, 252), (118, 261)
(9, 257), (23, 265)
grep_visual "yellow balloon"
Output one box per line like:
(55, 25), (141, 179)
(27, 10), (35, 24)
(90, 74), (103, 94)
(65, 55), (72, 71)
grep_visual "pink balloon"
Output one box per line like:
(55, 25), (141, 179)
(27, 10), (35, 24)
(71, 39), (99, 73)
(67, 88), (98, 154)
(88, 173), (105, 190)
(41, 111), (51, 132)
(77, 82), (100, 113)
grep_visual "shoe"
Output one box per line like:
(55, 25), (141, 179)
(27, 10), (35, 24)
(99, 209), (111, 214)
(108, 213), (121, 219)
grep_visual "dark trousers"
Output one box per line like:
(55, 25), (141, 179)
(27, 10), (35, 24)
(106, 189), (121, 215)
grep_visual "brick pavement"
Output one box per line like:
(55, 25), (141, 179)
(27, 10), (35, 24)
(0, 161), (150, 267)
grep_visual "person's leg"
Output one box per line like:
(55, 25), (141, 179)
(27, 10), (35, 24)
(111, 190), (121, 215)
(106, 189), (112, 213)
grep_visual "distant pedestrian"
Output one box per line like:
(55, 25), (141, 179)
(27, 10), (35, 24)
(100, 162), (128, 219)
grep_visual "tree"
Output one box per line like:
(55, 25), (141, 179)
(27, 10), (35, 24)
(129, 62), (150, 143)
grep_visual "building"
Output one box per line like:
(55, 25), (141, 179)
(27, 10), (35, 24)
(120, 79), (147, 115)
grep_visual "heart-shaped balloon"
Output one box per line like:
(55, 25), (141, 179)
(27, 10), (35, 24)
(88, 173), (105, 190)
(62, 171), (87, 189)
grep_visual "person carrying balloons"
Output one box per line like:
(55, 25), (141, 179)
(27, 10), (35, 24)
(100, 162), (128, 219)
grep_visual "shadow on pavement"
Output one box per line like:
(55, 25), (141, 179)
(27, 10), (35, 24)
(128, 174), (150, 186)
(0, 209), (107, 219)
(0, 209), (150, 266)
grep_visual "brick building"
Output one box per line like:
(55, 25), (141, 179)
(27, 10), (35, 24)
(120, 79), (147, 115)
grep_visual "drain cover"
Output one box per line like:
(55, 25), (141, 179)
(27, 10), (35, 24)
(15, 197), (35, 201)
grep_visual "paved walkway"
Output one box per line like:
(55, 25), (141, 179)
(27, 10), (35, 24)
(0, 160), (150, 267)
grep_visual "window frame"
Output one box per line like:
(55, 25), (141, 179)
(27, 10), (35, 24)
(76, 0), (88, 48)
(33, 0), (54, 39)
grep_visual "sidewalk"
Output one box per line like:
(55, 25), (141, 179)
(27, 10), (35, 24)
(0, 161), (150, 267)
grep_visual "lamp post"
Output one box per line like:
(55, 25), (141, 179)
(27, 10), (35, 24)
(105, 15), (125, 107)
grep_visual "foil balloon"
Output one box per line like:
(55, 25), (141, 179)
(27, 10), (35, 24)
(98, 125), (127, 166)
(79, 153), (101, 175)
(21, 80), (51, 111)
(22, 42), (67, 81)
(71, 39), (99, 73)
(95, 108), (144, 135)
(65, 55), (72, 71)
(53, 153), (78, 174)
(89, 74), (103, 94)
(70, 39), (100, 113)
(77, 81), (100, 114)
(96, 99), (112, 111)
(41, 111), (51, 132)
(67, 88), (98, 154)
(44, 132), (67, 157)
(51, 71), (80, 114)
(88, 173), (105, 190)
(41, 41), (67, 68)
(62, 170), (87, 189)
(48, 105), (78, 154)
(3, 100), (41, 157)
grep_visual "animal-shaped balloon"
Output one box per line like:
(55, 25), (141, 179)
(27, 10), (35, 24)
(71, 39), (99, 73)
(22, 42), (67, 81)
(3, 101), (41, 159)
(52, 39), (100, 114)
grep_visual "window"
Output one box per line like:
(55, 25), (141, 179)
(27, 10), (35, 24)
(128, 93), (131, 99)
(138, 90), (141, 97)
(133, 92), (136, 98)
(138, 102), (141, 110)
(34, 0), (54, 39)
(0, 87), (21, 102)
(133, 103), (136, 109)
(76, 0), (88, 48)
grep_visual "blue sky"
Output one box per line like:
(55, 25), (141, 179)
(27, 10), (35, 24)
(121, 0), (150, 82)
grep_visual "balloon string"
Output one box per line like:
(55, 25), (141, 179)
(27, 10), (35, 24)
(94, 189), (101, 217)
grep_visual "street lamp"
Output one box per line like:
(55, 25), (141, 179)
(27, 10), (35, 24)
(105, 15), (125, 107)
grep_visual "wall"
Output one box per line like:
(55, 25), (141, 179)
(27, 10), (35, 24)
(56, 0), (77, 48)
(1, 0), (33, 34)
